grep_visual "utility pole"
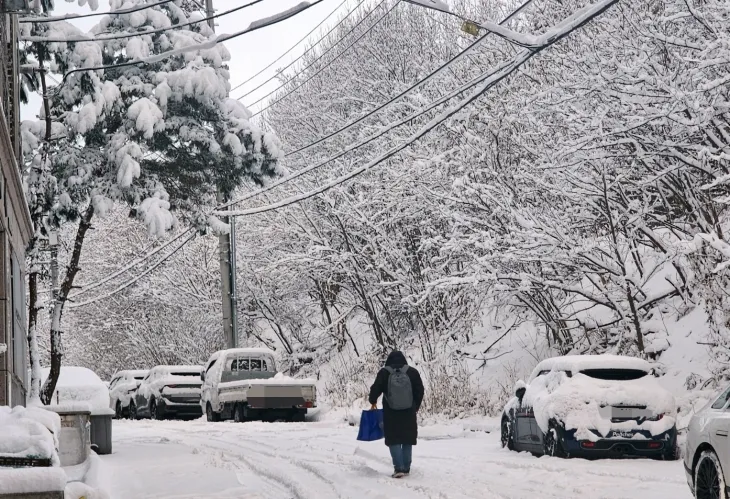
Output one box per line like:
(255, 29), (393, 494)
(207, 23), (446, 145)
(206, 0), (238, 348)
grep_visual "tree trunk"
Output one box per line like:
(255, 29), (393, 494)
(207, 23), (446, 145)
(40, 204), (94, 404)
(28, 56), (52, 404)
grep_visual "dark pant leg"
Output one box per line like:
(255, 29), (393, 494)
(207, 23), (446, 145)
(389, 444), (404, 472)
(402, 444), (412, 472)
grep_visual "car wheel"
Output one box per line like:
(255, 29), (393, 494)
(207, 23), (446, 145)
(115, 401), (123, 420)
(695, 450), (727, 499)
(129, 401), (138, 420)
(234, 404), (247, 423)
(543, 423), (567, 458)
(150, 399), (165, 420)
(206, 403), (221, 422)
(501, 417), (514, 450)
(663, 442), (681, 461)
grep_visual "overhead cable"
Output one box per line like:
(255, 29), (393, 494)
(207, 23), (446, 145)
(230, 0), (355, 97)
(246, 0), (397, 116)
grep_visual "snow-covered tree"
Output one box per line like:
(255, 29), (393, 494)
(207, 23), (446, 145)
(20, 0), (282, 403)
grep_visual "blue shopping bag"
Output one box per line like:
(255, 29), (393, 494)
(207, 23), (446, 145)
(357, 409), (384, 441)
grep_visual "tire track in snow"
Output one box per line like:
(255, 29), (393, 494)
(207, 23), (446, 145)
(169, 431), (345, 499)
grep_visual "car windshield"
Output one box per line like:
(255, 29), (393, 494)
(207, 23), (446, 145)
(134, 376), (145, 380)
(170, 372), (200, 377)
(580, 368), (647, 380)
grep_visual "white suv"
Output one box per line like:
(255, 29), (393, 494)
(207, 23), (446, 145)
(684, 384), (730, 499)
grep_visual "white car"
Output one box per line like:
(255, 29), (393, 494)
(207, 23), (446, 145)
(109, 369), (148, 419)
(500, 355), (679, 459)
(684, 385), (730, 499)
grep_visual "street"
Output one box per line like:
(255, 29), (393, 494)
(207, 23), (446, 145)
(103, 419), (691, 499)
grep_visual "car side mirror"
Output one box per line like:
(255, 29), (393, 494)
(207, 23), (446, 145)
(200, 372), (206, 382)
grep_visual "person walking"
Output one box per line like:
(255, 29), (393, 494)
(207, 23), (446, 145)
(368, 350), (425, 478)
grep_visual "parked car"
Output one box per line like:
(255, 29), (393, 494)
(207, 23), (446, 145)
(684, 384), (730, 499)
(200, 348), (316, 423)
(501, 355), (678, 459)
(109, 369), (148, 419)
(130, 365), (203, 420)
(40, 366), (115, 455)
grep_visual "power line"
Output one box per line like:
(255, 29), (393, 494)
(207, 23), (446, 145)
(69, 228), (195, 299)
(217, 0), (536, 210)
(21, 0), (267, 43)
(283, 0), (534, 159)
(215, 0), (619, 218)
(230, 0), (354, 97)
(19, 0), (176, 23)
(49, 0), (326, 93)
(245, 0), (396, 116)
(68, 231), (197, 309)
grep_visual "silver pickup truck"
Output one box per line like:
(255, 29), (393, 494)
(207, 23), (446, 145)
(200, 348), (316, 423)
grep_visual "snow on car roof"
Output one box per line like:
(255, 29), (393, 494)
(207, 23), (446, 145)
(219, 347), (276, 357)
(41, 366), (104, 387)
(158, 365), (203, 373)
(530, 355), (651, 381)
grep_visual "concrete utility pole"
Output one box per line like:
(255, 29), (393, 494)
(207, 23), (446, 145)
(206, 0), (238, 348)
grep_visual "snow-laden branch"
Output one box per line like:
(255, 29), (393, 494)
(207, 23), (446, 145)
(216, 0), (619, 218)
(49, 1), (323, 90)
(20, 0), (172, 23)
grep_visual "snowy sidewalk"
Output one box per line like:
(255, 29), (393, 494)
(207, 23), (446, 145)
(102, 419), (691, 499)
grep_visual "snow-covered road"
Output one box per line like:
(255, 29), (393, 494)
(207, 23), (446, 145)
(103, 418), (692, 499)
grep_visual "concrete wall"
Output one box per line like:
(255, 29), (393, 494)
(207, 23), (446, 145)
(0, 12), (34, 407)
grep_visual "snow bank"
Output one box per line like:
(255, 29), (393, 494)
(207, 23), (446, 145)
(524, 371), (676, 440)
(41, 367), (113, 416)
(64, 452), (111, 499)
(0, 467), (66, 494)
(0, 406), (61, 466)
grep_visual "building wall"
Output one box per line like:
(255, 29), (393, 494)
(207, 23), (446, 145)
(0, 11), (34, 407)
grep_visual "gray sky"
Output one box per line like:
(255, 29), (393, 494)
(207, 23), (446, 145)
(21, 0), (347, 121)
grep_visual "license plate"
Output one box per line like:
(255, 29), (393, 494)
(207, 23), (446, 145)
(612, 407), (645, 418)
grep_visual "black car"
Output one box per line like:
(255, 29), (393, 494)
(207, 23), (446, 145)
(500, 355), (679, 460)
(130, 365), (203, 420)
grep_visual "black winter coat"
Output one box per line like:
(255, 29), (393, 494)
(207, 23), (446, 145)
(368, 351), (425, 446)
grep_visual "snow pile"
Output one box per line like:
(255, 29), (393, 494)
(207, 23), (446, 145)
(64, 452), (111, 499)
(41, 366), (113, 416)
(0, 467), (67, 495)
(523, 371), (677, 441)
(0, 406), (61, 466)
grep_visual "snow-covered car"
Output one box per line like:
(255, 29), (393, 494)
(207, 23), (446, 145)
(130, 365), (203, 420)
(201, 348), (316, 422)
(109, 369), (148, 419)
(500, 355), (678, 459)
(41, 366), (114, 417)
(684, 384), (730, 499)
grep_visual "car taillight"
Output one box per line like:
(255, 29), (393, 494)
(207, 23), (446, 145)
(648, 442), (662, 449)
(581, 441), (596, 448)
(166, 384), (178, 389)
(305, 401), (313, 408)
(647, 413), (664, 421)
